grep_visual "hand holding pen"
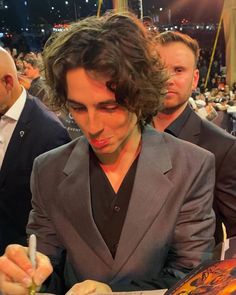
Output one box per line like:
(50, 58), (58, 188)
(0, 237), (53, 295)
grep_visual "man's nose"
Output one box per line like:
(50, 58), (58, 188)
(87, 112), (104, 135)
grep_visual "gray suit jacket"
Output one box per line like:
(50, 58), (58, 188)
(27, 126), (215, 293)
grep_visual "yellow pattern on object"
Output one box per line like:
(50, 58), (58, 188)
(29, 281), (37, 295)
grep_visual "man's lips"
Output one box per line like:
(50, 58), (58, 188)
(90, 138), (110, 149)
(165, 90), (177, 97)
(167, 90), (177, 94)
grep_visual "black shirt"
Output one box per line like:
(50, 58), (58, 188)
(89, 148), (139, 258)
(165, 105), (192, 137)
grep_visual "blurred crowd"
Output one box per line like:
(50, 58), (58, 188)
(190, 51), (236, 134)
(2, 44), (236, 138)
(2, 47), (82, 139)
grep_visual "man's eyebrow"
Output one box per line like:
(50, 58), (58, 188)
(67, 98), (117, 105)
(67, 98), (82, 105)
(97, 99), (118, 106)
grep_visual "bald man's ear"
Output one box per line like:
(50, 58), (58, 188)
(2, 74), (14, 91)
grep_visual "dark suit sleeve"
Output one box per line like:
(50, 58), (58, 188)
(111, 153), (216, 291)
(215, 140), (236, 239)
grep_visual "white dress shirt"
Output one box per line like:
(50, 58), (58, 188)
(0, 88), (26, 169)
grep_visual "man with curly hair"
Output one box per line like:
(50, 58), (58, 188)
(0, 13), (215, 295)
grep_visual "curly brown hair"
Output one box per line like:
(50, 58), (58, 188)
(43, 12), (167, 125)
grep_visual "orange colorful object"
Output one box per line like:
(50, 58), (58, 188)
(167, 259), (236, 295)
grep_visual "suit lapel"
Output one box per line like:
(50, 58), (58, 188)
(112, 128), (174, 276)
(178, 108), (201, 144)
(58, 137), (114, 267)
(0, 98), (32, 184)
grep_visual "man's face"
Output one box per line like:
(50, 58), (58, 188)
(66, 67), (140, 162)
(158, 42), (199, 111)
(24, 62), (39, 79)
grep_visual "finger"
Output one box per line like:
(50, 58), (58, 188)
(0, 256), (32, 288)
(82, 280), (111, 293)
(5, 245), (33, 276)
(65, 280), (112, 295)
(0, 272), (27, 295)
(3, 272), (13, 283)
(33, 252), (53, 286)
(65, 282), (96, 295)
(94, 283), (112, 293)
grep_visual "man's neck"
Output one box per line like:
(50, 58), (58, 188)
(153, 102), (188, 131)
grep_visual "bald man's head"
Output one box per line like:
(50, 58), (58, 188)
(0, 47), (22, 115)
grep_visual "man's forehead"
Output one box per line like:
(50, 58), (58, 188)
(157, 42), (196, 62)
(157, 41), (192, 51)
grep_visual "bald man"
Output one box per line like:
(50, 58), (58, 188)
(0, 47), (71, 254)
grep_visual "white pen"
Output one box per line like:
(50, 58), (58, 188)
(29, 234), (37, 269)
(28, 234), (37, 295)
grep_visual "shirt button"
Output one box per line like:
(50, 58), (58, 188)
(114, 205), (120, 212)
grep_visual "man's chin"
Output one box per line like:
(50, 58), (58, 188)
(161, 102), (188, 114)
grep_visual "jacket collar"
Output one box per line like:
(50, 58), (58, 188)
(178, 106), (201, 144)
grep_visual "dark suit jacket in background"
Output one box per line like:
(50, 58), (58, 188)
(27, 126), (215, 293)
(0, 96), (71, 254)
(176, 105), (236, 244)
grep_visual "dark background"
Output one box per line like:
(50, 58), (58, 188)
(0, 0), (225, 53)
(142, 0), (223, 23)
(0, 0), (224, 29)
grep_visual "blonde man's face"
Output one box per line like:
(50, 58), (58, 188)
(158, 42), (199, 110)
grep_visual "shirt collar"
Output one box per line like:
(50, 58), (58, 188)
(3, 87), (27, 121)
(165, 104), (192, 137)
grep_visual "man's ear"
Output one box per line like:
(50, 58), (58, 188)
(4, 74), (14, 90)
(192, 69), (199, 90)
